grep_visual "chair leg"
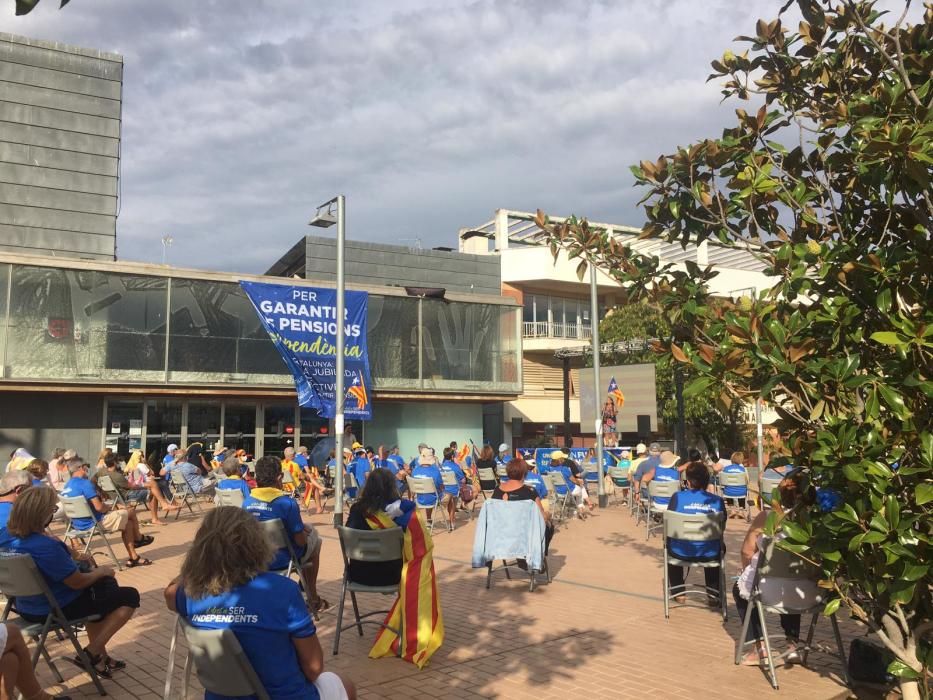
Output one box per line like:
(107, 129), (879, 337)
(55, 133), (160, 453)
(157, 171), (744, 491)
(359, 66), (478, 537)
(39, 642), (64, 683)
(756, 600), (779, 689)
(62, 621), (107, 696)
(720, 565), (727, 621)
(830, 614), (851, 686)
(503, 561), (512, 580)
(349, 592), (363, 637)
(663, 550), (670, 619)
(183, 651), (193, 700)
(486, 561), (492, 590)
(802, 612), (818, 666)
(735, 595), (755, 665)
(98, 527), (123, 571)
(333, 578), (348, 655)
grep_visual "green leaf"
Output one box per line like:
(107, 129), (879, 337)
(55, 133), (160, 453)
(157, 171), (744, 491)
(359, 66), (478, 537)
(875, 288), (892, 313)
(860, 531), (887, 544)
(683, 376), (714, 398)
(920, 432), (932, 466)
(842, 463), (867, 483)
(869, 331), (906, 346)
(822, 598), (841, 616)
(915, 483), (933, 505)
(782, 521), (810, 543)
(901, 563), (928, 581)
(887, 660), (920, 680)
(877, 384), (910, 417)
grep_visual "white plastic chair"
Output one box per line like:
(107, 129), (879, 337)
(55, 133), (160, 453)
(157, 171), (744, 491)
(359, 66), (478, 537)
(644, 480), (681, 540)
(406, 476), (447, 534)
(60, 496), (122, 570)
(662, 510), (727, 619)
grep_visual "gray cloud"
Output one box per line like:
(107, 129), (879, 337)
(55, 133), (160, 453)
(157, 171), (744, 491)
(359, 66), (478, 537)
(6, 0), (918, 272)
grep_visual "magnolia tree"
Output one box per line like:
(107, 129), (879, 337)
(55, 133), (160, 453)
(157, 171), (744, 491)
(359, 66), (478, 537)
(540, 0), (931, 694)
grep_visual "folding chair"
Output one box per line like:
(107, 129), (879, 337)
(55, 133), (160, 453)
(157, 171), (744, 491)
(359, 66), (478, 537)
(735, 536), (850, 690)
(96, 474), (141, 512)
(662, 510), (727, 620)
(546, 470), (575, 521)
(474, 499), (550, 592)
(644, 480), (681, 540)
(583, 466), (600, 498)
(495, 464), (508, 480)
(719, 471), (751, 522)
(0, 554), (107, 696)
(332, 526), (404, 656)
(759, 475), (783, 510)
(163, 616), (269, 700)
(169, 470), (204, 519)
(607, 467), (631, 506)
(406, 476), (447, 534)
(477, 468), (497, 501)
(60, 496), (123, 570)
(259, 519), (312, 606)
(214, 488), (245, 508)
(440, 470), (460, 529)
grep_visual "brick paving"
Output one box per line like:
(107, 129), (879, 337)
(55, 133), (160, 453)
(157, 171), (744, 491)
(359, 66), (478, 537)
(25, 495), (865, 699)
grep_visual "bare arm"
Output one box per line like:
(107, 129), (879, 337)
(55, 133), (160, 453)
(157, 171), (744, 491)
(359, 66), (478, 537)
(164, 579), (180, 612)
(740, 511), (768, 569)
(63, 566), (116, 591)
(293, 634), (324, 683)
(89, 496), (110, 514)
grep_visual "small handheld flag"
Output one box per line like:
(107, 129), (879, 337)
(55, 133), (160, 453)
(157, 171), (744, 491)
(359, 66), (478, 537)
(607, 376), (625, 408)
(347, 371), (369, 410)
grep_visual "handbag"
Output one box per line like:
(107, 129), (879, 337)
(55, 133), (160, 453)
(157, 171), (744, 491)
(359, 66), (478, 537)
(459, 483), (475, 503)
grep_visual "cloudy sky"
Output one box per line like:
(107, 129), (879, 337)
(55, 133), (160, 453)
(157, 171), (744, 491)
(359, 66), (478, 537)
(5, 1), (842, 272)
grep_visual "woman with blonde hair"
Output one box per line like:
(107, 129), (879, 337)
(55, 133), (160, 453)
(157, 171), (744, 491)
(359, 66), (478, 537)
(105, 451), (178, 525)
(4, 486), (139, 679)
(164, 507), (355, 700)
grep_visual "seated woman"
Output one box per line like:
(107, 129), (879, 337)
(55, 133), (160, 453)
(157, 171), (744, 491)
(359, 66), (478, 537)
(493, 458), (555, 555)
(665, 463), (725, 603)
(25, 459), (49, 487)
(345, 468), (443, 668)
(474, 445), (498, 493)
(411, 448), (444, 521)
(3, 486), (140, 679)
(215, 456), (251, 499)
(0, 621), (71, 699)
(164, 507), (355, 700)
(109, 452), (180, 525)
(734, 469), (820, 666)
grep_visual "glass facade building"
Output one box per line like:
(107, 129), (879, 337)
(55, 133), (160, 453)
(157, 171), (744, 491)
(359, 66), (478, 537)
(0, 255), (521, 462)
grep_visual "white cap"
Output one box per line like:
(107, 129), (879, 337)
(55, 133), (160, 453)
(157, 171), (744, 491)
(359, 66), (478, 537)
(167, 443), (178, 453)
(635, 443), (647, 454)
(498, 443), (509, 453)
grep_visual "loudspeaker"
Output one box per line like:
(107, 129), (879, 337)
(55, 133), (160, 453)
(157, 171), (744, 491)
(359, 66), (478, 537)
(511, 417), (523, 438)
(637, 414), (651, 436)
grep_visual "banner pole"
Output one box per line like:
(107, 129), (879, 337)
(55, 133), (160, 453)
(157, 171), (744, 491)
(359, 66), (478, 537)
(590, 264), (607, 509)
(333, 194), (346, 528)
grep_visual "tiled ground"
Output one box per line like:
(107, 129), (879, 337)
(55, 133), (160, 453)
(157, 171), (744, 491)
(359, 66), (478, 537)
(26, 493), (866, 699)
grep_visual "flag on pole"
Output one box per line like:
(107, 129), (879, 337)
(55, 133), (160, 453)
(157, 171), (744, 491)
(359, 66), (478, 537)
(347, 371), (369, 410)
(302, 484), (314, 509)
(456, 442), (470, 463)
(607, 376), (625, 408)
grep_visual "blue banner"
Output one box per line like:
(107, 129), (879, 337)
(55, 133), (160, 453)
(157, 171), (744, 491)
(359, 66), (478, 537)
(240, 281), (373, 420)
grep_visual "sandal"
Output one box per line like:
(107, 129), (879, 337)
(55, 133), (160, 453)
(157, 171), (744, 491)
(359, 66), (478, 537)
(309, 596), (331, 616)
(103, 656), (127, 674)
(126, 557), (153, 568)
(68, 647), (111, 679)
(134, 535), (154, 548)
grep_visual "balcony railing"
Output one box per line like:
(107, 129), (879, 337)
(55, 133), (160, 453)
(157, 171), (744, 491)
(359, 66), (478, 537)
(523, 321), (592, 340)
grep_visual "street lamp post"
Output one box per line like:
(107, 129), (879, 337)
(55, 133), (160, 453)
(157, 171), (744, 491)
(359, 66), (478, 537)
(161, 235), (173, 264)
(589, 264), (607, 508)
(309, 195), (346, 527)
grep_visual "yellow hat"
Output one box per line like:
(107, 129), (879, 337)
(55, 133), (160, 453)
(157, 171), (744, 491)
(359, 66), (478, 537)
(550, 450), (568, 461)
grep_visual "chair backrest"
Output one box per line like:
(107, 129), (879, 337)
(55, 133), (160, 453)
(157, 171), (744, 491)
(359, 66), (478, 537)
(719, 471), (748, 487)
(215, 489), (244, 508)
(549, 471), (568, 488)
(281, 469), (294, 485)
(607, 467), (629, 482)
(327, 465), (338, 479)
(495, 464), (508, 477)
(477, 467), (496, 483)
(346, 472), (359, 490)
(760, 477), (783, 503)
(336, 526), (403, 566)
(259, 518), (290, 551)
(440, 470), (458, 487)
(170, 470), (189, 487)
(648, 479), (681, 498)
(407, 476), (437, 497)
(540, 473), (556, 497)
(97, 474), (119, 494)
(246, 462), (256, 475)
(663, 510), (725, 542)
(756, 536), (821, 580)
(0, 553), (48, 598)
(59, 495), (95, 521)
(180, 618), (270, 700)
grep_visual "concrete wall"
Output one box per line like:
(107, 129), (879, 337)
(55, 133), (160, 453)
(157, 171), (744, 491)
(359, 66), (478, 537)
(0, 392), (103, 462)
(0, 33), (122, 261)
(363, 400), (483, 460)
(303, 236), (500, 296)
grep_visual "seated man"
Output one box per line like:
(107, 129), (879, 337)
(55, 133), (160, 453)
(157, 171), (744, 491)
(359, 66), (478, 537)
(721, 451), (749, 513)
(96, 454), (179, 525)
(60, 459), (153, 568)
(0, 470), (32, 547)
(216, 456), (251, 499)
(166, 447), (216, 497)
(632, 442), (661, 501)
(640, 449), (680, 509)
(666, 462), (725, 603)
(439, 448), (466, 531)
(243, 456), (328, 615)
(281, 447), (304, 495)
(411, 447), (443, 520)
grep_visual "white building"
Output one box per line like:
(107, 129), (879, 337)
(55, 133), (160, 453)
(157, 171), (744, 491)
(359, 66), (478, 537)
(459, 208), (778, 448)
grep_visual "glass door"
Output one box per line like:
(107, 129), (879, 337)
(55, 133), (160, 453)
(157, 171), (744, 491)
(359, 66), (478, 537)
(188, 402), (222, 455)
(145, 400), (182, 468)
(224, 403), (257, 459)
(263, 403), (297, 458)
(105, 400), (143, 458)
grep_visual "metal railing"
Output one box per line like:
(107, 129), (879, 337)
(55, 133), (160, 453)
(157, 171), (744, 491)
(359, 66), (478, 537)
(522, 321), (592, 340)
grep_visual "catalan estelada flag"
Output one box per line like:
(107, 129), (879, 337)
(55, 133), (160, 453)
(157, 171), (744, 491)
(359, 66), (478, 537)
(347, 372), (369, 410)
(302, 484), (314, 509)
(366, 509), (444, 668)
(456, 442), (470, 463)
(607, 376), (625, 408)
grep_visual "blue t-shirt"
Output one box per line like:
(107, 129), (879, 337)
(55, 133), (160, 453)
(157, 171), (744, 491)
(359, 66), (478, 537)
(411, 465), (443, 506)
(549, 465), (574, 495)
(634, 455), (660, 482)
(349, 457), (371, 496)
(243, 494), (306, 571)
(60, 476), (101, 530)
(439, 460), (465, 496)
(217, 478), (251, 499)
(495, 453), (511, 467)
(3, 533), (81, 616)
(294, 454), (309, 469)
(162, 453), (175, 466)
(0, 501), (13, 548)
(650, 466), (680, 506)
(523, 472), (548, 499)
(387, 455), (405, 471)
(667, 489), (725, 559)
(721, 463), (748, 497)
(176, 572), (319, 700)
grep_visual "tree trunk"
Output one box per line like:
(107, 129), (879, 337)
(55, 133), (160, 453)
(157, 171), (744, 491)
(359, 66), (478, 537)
(898, 680), (920, 700)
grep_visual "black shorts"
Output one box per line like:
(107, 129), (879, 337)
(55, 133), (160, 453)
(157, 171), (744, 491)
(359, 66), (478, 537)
(19, 577), (140, 623)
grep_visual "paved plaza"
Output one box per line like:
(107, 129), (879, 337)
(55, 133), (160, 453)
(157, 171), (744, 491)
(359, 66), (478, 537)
(28, 496), (863, 699)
